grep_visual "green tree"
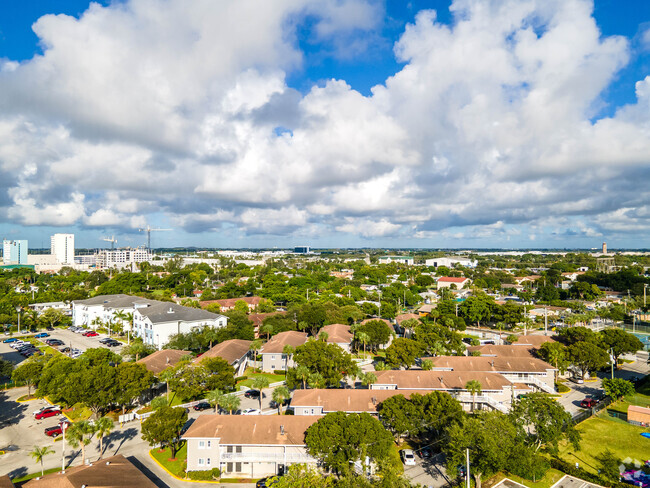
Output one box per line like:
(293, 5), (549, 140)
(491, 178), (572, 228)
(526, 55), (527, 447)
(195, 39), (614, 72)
(30, 445), (55, 476)
(385, 338), (423, 369)
(94, 416), (114, 458)
(465, 380), (482, 413)
(537, 342), (569, 380)
(234, 300), (250, 314)
(0, 358), (13, 379)
(599, 328), (644, 368)
(294, 365), (310, 389)
(200, 357), (236, 391)
(67, 420), (97, 467)
(459, 295), (492, 327)
(166, 363), (208, 401)
(445, 412), (517, 488)
(511, 393), (580, 454)
(206, 389), (224, 413)
(249, 340), (263, 372)
(39, 308), (67, 329)
(288, 340), (356, 388)
(568, 342), (609, 380)
(141, 406), (188, 458)
(305, 412), (393, 475)
(260, 322), (274, 341)
(219, 394), (241, 414)
(115, 362), (155, 414)
(602, 378), (635, 400)
(377, 394), (420, 442)
(251, 376), (270, 411)
(268, 464), (335, 488)
(360, 372), (377, 388)
(121, 339), (156, 361)
(272, 385), (290, 414)
(356, 320), (392, 351)
(12, 359), (44, 397)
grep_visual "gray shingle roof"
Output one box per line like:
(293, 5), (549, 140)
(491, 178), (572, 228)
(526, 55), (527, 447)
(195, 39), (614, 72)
(136, 301), (225, 324)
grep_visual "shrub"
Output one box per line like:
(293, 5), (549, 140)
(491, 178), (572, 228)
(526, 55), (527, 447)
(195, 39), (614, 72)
(234, 376), (248, 382)
(555, 382), (570, 393)
(273, 370), (286, 375)
(187, 468), (221, 480)
(508, 447), (549, 480)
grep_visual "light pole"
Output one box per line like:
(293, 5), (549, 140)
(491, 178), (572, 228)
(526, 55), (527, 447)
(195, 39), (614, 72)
(644, 284), (648, 309)
(16, 306), (21, 335)
(378, 290), (382, 319)
(61, 421), (68, 473)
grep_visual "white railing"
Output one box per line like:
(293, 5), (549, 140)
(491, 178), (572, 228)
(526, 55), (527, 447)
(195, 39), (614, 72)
(524, 376), (555, 393)
(453, 394), (510, 414)
(221, 452), (315, 462)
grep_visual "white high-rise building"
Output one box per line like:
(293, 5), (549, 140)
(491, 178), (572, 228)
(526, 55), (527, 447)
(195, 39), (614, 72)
(3, 239), (28, 265)
(51, 233), (75, 265)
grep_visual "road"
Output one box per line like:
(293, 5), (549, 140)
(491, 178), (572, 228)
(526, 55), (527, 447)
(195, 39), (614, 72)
(0, 386), (256, 487)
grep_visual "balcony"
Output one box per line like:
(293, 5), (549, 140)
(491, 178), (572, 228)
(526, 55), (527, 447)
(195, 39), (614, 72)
(220, 452), (316, 463)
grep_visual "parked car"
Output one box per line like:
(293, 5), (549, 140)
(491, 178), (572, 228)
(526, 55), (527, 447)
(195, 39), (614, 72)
(21, 349), (41, 357)
(59, 347), (71, 353)
(241, 408), (261, 415)
(105, 341), (121, 347)
(35, 408), (61, 420)
(48, 340), (64, 346)
(269, 399), (290, 409)
(570, 376), (584, 384)
(34, 404), (61, 415)
(98, 338), (111, 344)
(45, 327), (55, 331)
(74, 329), (87, 334)
(581, 398), (598, 408)
(34, 333), (49, 338)
(193, 402), (212, 411)
(401, 449), (416, 466)
(83, 331), (99, 337)
(244, 390), (260, 399)
(10, 341), (28, 349)
(420, 447), (432, 459)
(256, 478), (278, 488)
(44, 420), (70, 437)
(3, 338), (18, 343)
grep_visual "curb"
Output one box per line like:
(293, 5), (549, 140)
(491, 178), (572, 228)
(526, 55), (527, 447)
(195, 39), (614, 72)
(16, 396), (39, 403)
(148, 450), (221, 484)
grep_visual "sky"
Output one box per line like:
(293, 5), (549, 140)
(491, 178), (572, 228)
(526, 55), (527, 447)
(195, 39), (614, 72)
(0, 0), (649, 250)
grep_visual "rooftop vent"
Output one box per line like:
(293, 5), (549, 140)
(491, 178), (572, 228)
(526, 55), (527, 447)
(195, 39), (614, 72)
(168, 307), (175, 313)
(106, 461), (110, 465)
(371, 397), (377, 405)
(280, 425), (285, 435)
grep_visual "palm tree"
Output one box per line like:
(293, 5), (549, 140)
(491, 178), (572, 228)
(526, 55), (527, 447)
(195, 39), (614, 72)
(272, 386), (290, 414)
(260, 323), (274, 341)
(421, 359), (434, 371)
(360, 372), (377, 389)
(308, 372), (325, 389)
(220, 394), (241, 415)
(206, 389), (224, 413)
(251, 377), (270, 411)
(356, 331), (370, 358)
(94, 417), (114, 458)
(295, 365), (310, 389)
(465, 380), (482, 413)
(66, 420), (96, 466)
(249, 340), (263, 372)
(30, 446), (54, 476)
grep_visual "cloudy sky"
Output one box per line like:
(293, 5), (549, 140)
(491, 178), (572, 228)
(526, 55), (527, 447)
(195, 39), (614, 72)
(0, 0), (649, 249)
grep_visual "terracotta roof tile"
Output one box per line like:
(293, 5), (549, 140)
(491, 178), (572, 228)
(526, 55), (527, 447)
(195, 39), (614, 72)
(373, 370), (515, 390)
(427, 356), (555, 373)
(136, 349), (190, 374)
(196, 339), (251, 365)
(261, 331), (308, 354)
(317, 324), (353, 344)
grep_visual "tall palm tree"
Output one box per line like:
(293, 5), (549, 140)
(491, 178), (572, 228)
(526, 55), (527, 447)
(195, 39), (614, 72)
(251, 377), (270, 411)
(220, 394), (241, 415)
(272, 386), (290, 414)
(206, 389), (224, 413)
(94, 417), (114, 458)
(295, 365), (310, 389)
(260, 323), (274, 341)
(30, 446), (54, 476)
(356, 331), (370, 358)
(360, 372), (377, 389)
(249, 340), (263, 372)
(465, 380), (482, 413)
(66, 420), (96, 466)
(308, 372), (325, 389)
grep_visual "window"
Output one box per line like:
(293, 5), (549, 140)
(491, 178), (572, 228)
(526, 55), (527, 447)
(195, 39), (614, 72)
(207, 440), (211, 448)
(227, 462), (233, 473)
(227, 446), (233, 453)
(206, 458), (211, 466)
(271, 365), (275, 369)
(236, 462), (242, 472)
(271, 355), (276, 360)
(199, 441), (205, 449)
(236, 446), (242, 453)
(198, 458), (204, 466)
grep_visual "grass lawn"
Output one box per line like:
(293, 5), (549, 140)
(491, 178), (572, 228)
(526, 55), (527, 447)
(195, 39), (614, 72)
(16, 394), (38, 402)
(11, 466), (61, 483)
(491, 469), (564, 488)
(64, 404), (92, 422)
(237, 369), (285, 388)
(557, 412), (650, 475)
(150, 443), (187, 478)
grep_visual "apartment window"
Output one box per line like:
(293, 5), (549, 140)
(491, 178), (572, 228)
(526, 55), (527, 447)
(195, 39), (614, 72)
(236, 462), (242, 472)
(236, 446), (242, 453)
(227, 463), (233, 473)
(207, 440), (211, 448)
(271, 365), (275, 369)
(198, 441), (205, 449)
(227, 446), (233, 453)
(206, 458), (211, 466)
(198, 458), (205, 466)
(271, 355), (276, 360)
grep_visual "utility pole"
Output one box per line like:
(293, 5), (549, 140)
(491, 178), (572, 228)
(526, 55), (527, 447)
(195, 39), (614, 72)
(378, 290), (382, 318)
(466, 448), (470, 488)
(609, 348), (615, 379)
(544, 306), (548, 336)
(16, 307), (21, 335)
(644, 284), (648, 309)
(306, 288), (309, 301)
(61, 421), (67, 473)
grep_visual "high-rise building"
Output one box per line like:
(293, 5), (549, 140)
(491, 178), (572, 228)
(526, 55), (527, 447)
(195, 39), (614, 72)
(602, 242), (607, 254)
(2, 239), (28, 265)
(51, 233), (75, 265)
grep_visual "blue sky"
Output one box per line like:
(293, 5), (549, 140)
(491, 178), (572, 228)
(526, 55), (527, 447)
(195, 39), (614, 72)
(0, 0), (649, 249)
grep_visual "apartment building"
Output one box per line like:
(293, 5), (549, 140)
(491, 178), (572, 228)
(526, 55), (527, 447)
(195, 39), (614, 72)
(50, 233), (75, 265)
(183, 415), (321, 479)
(260, 331), (308, 372)
(196, 339), (252, 376)
(95, 246), (151, 269)
(317, 324), (354, 352)
(2, 239), (28, 265)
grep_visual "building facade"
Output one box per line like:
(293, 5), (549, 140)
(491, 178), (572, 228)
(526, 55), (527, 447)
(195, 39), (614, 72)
(2, 239), (28, 265)
(50, 233), (75, 265)
(95, 247), (151, 269)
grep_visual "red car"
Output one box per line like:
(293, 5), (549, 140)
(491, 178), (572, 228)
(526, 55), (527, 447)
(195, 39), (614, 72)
(44, 420), (70, 437)
(83, 331), (99, 337)
(35, 408), (61, 420)
(581, 398), (598, 408)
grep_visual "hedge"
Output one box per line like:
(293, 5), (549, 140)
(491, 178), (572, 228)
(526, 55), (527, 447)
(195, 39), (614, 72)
(187, 468), (221, 480)
(555, 382), (570, 393)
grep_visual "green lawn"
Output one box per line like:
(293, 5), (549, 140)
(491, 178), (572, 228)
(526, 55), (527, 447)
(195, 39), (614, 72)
(237, 370), (285, 388)
(150, 443), (187, 478)
(11, 466), (62, 483)
(557, 412), (650, 474)
(64, 404), (92, 422)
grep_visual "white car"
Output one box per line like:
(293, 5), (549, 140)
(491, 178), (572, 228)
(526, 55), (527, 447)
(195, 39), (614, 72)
(241, 408), (261, 415)
(33, 404), (61, 416)
(401, 449), (416, 466)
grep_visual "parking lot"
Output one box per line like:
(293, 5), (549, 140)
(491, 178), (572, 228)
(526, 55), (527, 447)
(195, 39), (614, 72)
(38, 327), (125, 355)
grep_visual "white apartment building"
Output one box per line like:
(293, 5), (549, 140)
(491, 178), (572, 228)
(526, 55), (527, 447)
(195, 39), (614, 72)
(95, 247), (151, 269)
(425, 257), (478, 268)
(51, 233), (75, 265)
(72, 294), (227, 348)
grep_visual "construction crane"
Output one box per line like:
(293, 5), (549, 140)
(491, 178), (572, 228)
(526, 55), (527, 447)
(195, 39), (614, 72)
(101, 236), (117, 250)
(138, 226), (172, 251)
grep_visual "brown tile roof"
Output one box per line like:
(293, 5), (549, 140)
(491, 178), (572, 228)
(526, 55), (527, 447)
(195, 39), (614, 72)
(0, 476), (14, 488)
(196, 339), (251, 365)
(318, 324), (353, 344)
(22, 454), (157, 488)
(261, 331), (308, 354)
(395, 313), (420, 325)
(373, 370), (514, 391)
(292, 389), (438, 413)
(183, 415), (322, 445)
(248, 311), (286, 327)
(438, 277), (469, 283)
(136, 349), (190, 375)
(467, 345), (538, 358)
(427, 356), (555, 373)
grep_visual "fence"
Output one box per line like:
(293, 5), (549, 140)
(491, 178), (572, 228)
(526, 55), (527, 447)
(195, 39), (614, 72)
(572, 395), (614, 424)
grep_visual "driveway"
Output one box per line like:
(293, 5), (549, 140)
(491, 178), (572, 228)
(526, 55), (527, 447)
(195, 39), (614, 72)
(402, 452), (452, 488)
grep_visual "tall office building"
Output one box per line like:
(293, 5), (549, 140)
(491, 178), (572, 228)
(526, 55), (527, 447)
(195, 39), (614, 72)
(2, 239), (28, 265)
(51, 233), (75, 265)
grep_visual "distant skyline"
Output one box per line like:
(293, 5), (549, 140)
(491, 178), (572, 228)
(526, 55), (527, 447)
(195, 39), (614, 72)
(0, 0), (649, 249)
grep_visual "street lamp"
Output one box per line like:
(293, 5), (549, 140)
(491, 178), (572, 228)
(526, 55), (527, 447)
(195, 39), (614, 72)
(15, 306), (21, 335)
